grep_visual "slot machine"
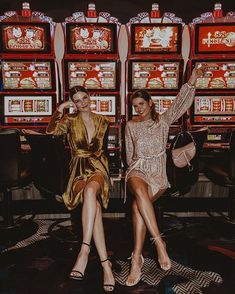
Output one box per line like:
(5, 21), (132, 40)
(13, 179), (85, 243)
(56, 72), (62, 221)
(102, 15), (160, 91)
(62, 3), (122, 178)
(126, 3), (185, 140)
(188, 3), (235, 151)
(0, 2), (59, 130)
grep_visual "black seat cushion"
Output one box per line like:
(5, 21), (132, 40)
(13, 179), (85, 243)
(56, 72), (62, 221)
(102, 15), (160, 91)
(0, 129), (31, 189)
(25, 134), (69, 197)
(205, 163), (234, 187)
(166, 128), (208, 193)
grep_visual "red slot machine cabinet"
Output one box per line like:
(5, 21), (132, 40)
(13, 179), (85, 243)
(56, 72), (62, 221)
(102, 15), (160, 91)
(0, 2), (58, 130)
(62, 3), (122, 177)
(126, 3), (185, 141)
(188, 3), (235, 150)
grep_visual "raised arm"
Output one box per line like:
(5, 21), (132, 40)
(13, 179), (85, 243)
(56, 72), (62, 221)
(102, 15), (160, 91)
(46, 100), (74, 135)
(125, 122), (134, 166)
(162, 65), (207, 126)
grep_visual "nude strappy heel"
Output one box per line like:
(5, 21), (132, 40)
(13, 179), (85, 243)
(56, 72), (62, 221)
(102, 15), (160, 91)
(150, 235), (171, 271)
(125, 252), (144, 287)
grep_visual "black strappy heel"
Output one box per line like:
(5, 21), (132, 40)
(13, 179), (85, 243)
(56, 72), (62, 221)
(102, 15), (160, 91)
(101, 258), (115, 292)
(69, 242), (91, 281)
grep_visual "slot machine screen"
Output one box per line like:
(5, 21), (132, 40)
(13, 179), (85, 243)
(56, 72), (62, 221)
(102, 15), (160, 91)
(0, 22), (51, 54)
(131, 23), (182, 54)
(195, 23), (235, 54)
(1, 60), (55, 91)
(64, 60), (118, 91)
(129, 60), (182, 91)
(66, 23), (117, 54)
(191, 94), (235, 124)
(192, 60), (235, 90)
(1, 94), (55, 124)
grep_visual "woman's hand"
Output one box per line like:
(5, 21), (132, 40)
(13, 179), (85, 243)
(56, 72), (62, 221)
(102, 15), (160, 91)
(57, 100), (76, 113)
(188, 64), (208, 86)
(22, 129), (42, 135)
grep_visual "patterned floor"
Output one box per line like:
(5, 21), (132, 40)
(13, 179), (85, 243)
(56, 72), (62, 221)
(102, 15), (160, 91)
(0, 220), (232, 294)
(114, 258), (222, 294)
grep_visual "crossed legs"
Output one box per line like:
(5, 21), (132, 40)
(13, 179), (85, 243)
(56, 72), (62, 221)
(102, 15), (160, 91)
(70, 180), (114, 291)
(126, 177), (171, 286)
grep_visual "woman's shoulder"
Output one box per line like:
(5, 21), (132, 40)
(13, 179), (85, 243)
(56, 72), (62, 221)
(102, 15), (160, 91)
(126, 120), (135, 126)
(126, 120), (138, 130)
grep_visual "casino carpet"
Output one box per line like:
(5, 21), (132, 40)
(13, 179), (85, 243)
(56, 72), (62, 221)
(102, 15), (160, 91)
(0, 217), (234, 294)
(114, 258), (222, 294)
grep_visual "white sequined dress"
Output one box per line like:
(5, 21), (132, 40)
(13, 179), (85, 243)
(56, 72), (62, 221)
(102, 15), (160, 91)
(125, 83), (196, 197)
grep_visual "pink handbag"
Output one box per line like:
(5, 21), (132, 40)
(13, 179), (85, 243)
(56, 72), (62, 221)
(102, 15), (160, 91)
(171, 132), (196, 170)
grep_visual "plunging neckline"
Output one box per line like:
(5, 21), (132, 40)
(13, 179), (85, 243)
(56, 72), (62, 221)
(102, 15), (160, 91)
(80, 113), (96, 145)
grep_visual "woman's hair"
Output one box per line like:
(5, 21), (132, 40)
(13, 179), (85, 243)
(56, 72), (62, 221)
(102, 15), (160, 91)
(130, 89), (159, 122)
(69, 85), (89, 101)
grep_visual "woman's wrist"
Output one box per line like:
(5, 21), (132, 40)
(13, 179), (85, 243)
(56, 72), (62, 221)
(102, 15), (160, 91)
(57, 107), (63, 113)
(187, 80), (195, 87)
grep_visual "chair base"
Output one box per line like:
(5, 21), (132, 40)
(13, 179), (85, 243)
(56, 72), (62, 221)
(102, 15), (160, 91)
(48, 218), (80, 245)
(0, 218), (38, 249)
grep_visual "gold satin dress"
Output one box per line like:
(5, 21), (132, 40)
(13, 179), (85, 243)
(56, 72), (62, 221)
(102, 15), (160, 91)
(46, 111), (110, 210)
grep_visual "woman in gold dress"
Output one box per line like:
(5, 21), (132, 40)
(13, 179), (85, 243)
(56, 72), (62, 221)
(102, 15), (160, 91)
(46, 85), (115, 292)
(124, 66), (207, 286)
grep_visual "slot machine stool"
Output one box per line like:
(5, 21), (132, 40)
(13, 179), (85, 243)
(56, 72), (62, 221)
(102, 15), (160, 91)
(204, 129), (235, 224)
(0, 128), (36, 244)
(25, 134), (82, 251)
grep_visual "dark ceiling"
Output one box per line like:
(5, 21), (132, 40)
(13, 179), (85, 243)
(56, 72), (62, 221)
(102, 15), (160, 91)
(0, 0), (234, 24)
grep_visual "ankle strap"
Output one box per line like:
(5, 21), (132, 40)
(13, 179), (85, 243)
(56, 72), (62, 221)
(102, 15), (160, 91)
(101, 257), (109, 263)
(128, 252), (144, 263)
(82, 242), (91, 248)
(150, 234), (164, 244)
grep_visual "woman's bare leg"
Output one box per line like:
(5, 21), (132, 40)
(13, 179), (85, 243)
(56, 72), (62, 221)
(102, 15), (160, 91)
(125, 199), (146, 286)
(126, 187), (167, 285)
(93, 200), (115, 291)
(70, 181), (100, 277)
(128, 177), (171, 271)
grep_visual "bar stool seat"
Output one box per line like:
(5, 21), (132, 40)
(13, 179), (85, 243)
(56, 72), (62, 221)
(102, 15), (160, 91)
(25, 133), (81, 251)
(155, 127), (208, 230)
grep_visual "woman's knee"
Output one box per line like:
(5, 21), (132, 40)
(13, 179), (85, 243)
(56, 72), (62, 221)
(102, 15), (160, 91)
(83, 185), (99, 201)
(128, 178), (148, 198)
(133, 186), (149, 201)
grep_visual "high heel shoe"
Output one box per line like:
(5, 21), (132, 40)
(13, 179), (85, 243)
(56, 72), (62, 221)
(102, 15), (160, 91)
(69, 242), (91, 280)
(125, 252), (144, 287)
(150, 234), (171, 271)
(101, 258), (115, 292)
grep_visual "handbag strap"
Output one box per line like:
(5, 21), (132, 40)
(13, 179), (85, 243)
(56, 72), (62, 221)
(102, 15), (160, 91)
(172, 131), (196, 150)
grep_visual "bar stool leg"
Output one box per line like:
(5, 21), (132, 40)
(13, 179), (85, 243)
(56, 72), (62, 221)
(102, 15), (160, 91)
(3, 189), (14, 228)
(228, 187), (235, 224)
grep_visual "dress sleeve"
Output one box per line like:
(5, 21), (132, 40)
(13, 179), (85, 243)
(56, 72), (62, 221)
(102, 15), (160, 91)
(125, 122), (134, 166)
(46, 110), (70, 135)
(161, 83), (196, 126)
